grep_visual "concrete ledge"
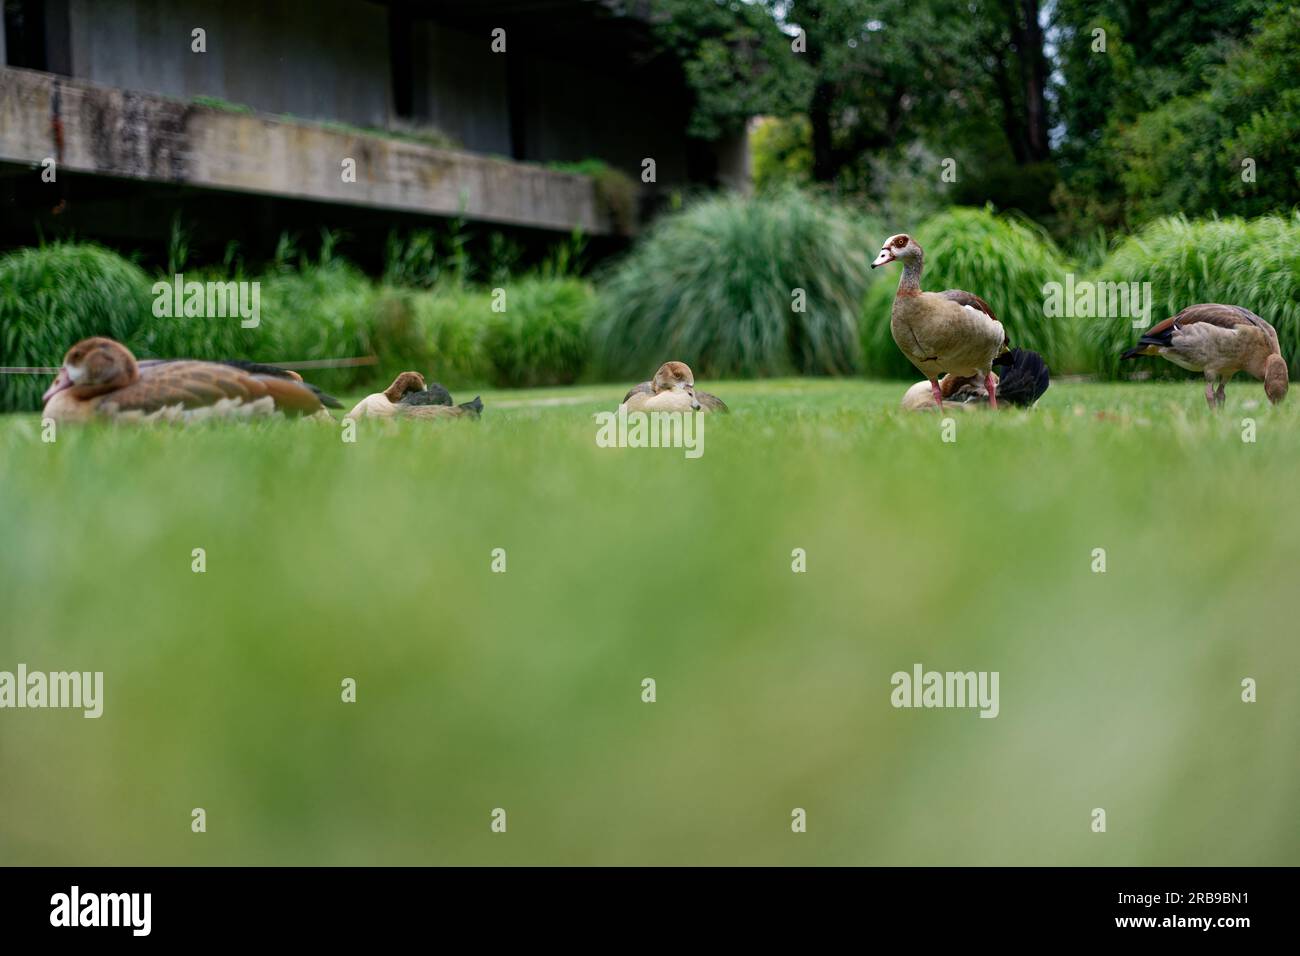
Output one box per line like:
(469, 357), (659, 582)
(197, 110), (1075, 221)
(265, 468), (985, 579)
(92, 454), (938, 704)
(0, 66), (621, 235)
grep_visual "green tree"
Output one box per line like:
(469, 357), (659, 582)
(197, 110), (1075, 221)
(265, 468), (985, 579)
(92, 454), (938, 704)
(653, 0), (1056, 204)
(1050, 0), (1277, 229)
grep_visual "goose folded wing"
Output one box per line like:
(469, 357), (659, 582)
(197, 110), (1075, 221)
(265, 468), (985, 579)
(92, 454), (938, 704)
(140, 359), (340, 409)
(621, 381), (653, 404)
(941, 290), (1008, 348)
(940, 289), (998, 321)
(397, 383), (454, 406)
(112, 361), (325, 414)
(138, 358), (305, 381)
(1137, 304), (1264, 348)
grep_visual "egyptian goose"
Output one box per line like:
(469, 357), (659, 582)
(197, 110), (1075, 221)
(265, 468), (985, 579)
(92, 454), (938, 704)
(901, 348), (1051, 411)
(872, 234), (1008, 410)
(346, 372), (482, 420)
(1121, 303), (1289, 407)
(41, 337), (341, 422)
(620, 361), (728, 413)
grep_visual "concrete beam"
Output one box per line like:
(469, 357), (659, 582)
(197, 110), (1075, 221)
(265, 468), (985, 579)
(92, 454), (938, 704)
(0, 66), (624, 235)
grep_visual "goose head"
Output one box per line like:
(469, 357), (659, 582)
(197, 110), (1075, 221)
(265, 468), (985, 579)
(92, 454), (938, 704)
(44, 337), (140, 403)
(872, 233), (922, 269)
(653, 361), (701, 411)
(1264, 353), (1289, 405)
(383, 371), (427, 402)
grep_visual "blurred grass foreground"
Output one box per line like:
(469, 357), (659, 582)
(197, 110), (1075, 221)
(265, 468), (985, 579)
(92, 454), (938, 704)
(1, 380), (1297, 865)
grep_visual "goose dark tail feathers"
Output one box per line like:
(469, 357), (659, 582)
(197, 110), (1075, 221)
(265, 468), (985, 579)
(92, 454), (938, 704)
(991, 348), (1050, 407)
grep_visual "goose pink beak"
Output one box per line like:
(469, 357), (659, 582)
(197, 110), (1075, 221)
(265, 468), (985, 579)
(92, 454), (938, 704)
(871, 248), (895, 268)
(43, 368), (72, 403)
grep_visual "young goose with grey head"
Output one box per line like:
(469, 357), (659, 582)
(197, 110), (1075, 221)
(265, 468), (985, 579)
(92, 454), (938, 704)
(620, 361), (728, 413)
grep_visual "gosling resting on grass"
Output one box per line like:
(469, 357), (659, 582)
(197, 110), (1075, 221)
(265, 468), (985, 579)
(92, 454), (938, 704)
(901, 348), (1050, 411)
(1121, 303), (1288, 408)
(346, 372), (482, 420)
(620, 361), (728, 413)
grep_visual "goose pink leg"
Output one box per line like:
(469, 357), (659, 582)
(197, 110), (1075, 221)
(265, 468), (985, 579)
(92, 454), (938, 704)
(985, 372), (998, 410)
(929, 379), (944, 410)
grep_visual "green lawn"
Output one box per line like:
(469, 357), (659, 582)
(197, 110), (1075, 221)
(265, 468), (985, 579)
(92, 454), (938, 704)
(1, 378), (1297, 865)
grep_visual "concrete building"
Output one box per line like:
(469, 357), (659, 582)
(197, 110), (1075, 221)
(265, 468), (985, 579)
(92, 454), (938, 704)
(0, 0), (749, 262)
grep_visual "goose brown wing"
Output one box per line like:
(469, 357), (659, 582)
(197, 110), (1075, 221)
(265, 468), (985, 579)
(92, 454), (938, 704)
(1137, 304), (1265, 349)
(110, 361), (326, 414)
(941, 290), (1008, 348)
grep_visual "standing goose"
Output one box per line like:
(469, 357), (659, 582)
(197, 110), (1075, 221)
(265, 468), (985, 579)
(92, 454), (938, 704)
(872, 234), (1007, 410)
(620, 361), (728, 413)
(1121, 303), (1289, 408)
(42, 337), (341, 421)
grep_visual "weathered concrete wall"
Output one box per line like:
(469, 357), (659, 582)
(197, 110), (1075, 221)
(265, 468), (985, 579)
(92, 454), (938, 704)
(518, 53), (691, 184)
(65, 0), (392, 128)
(0, 66), (619, 235)
(413, 21), (512, 156)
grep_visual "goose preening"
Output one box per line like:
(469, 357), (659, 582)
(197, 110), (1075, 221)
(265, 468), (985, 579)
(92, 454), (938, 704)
(41, 337), (342, 422)
(620, 361), (728, 413)
(346, 371), (482, 420)
(901, 348), (1051, 411)
(1121, 303), (1289, 408)
(872, 234), (1008, 410)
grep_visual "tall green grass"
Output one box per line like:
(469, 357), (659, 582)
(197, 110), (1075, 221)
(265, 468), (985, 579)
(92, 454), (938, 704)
(593, 189), (879, 379)
(0, 243), (602, 408)
(0, 243), (154, 411)
(861, 208), (1074, 378)
(1081, 213), (1300, 379)
(483, 278), (593, 387)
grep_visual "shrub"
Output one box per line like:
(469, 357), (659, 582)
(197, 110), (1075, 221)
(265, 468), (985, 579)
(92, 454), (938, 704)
(1080, 213), (1300, 379)
(0, 238), (603, 405)
(251, 260), (388, 392)
(593, 189), (878, 380)
(861, 207), (1074, 378)
(130, 266), (277, 364)
(484, 278), (593, 387)
(410, 286), (492, 386)
(0, 243), (153, 411)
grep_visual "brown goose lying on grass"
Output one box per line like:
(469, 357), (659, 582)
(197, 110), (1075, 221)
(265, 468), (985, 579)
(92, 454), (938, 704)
(42, 337), (341, 422)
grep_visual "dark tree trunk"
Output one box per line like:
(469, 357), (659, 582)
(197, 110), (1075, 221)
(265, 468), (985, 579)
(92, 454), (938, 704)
(809, 80), (838, 183)
(991, 48), (1029, 165)
(1010, 0), (1051, 163)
